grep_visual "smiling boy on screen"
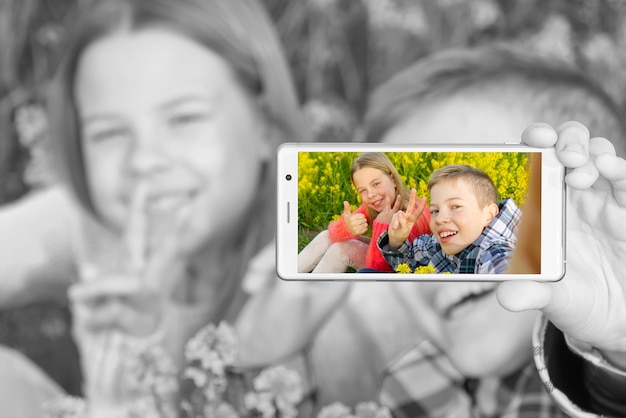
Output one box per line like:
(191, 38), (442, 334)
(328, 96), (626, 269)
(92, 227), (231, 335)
(377, 164), (521, 274)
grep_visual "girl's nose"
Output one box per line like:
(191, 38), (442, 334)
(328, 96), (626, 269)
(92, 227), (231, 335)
(126, 135), (170, 177)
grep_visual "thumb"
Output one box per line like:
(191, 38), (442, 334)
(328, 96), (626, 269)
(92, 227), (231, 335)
(343, 201), (352, 216)
(496, 280), (552, 312)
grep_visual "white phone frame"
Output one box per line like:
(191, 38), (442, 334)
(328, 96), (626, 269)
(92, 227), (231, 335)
(277, 142), (566, 281)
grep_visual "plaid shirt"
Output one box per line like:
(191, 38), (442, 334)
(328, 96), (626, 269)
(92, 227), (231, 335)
(380, 317), (626, 418)
(378, 198), (521, 274)
(379, 338), (568, 418)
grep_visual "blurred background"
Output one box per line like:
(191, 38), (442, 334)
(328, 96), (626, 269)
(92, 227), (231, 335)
(2, 0), (626, 396)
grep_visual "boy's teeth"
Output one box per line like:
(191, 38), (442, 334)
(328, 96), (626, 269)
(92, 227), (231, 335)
(440, 231), (457, 238)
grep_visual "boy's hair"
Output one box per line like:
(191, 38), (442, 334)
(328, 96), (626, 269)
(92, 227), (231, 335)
(363, 44), (626, 156)
(350, 152), (410, 221)
(428, 164), (498, 208)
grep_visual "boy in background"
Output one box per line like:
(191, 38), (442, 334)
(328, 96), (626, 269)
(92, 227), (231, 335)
(361, 44), (626, 417)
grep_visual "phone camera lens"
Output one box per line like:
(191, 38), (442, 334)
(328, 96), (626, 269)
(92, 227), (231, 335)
(286, 174), (292, 181)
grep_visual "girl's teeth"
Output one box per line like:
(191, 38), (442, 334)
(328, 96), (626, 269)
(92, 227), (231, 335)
(149, 195), (189, 213)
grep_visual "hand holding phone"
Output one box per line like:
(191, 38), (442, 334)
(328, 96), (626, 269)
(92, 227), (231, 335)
(498, 122), (626, 360)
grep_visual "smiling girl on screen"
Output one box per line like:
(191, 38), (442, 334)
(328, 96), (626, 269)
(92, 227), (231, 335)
(298, 152), (431, 273)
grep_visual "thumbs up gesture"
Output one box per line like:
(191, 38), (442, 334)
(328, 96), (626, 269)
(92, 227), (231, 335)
(342, 201), (368, 236)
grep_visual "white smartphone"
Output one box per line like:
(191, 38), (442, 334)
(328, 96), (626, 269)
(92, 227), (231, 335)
(277, 142), (566, 281)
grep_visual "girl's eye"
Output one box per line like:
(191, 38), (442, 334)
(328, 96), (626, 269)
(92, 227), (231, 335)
(451, 205), (462, 210)
(170, 112), (208, 127)
(430, 209), (439, 215)
(87, 127), (129, 144)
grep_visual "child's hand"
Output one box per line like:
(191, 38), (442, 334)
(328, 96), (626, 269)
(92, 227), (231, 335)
(375, 194), (402, 224)
(388, 189), (426, 250)
(497, 121), (626, 367)
(342, 201), (368, 236)
(69, 185), (191, 405)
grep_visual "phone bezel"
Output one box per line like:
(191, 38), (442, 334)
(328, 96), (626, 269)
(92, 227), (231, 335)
(277, 142), (566, 281)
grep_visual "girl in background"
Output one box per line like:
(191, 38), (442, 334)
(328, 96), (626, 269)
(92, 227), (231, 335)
(10, 0), (351, 415)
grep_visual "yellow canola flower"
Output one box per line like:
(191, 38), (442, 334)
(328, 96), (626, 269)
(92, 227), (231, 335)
(395, 263), (412, 274)
(414, 265), (436, 274)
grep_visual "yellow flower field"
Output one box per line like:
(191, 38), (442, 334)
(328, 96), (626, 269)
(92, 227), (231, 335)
(298, 151), (530, 250)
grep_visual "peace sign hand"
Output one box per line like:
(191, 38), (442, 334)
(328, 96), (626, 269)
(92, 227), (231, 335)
(388, 189), (426, 250)
(342, 201), (368, 236)
(69, 184), (191, 407)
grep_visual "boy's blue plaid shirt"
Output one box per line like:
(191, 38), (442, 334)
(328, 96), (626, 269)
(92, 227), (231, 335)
(379, 339), (568, 418)
(378, 198), (521, 274)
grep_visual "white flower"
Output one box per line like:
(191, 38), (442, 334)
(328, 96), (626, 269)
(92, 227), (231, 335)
(215, 321), (238, 366)
(14, 104), (47, 147)
(317, 402), (354, 418)
(184, 366), (208, 387)
(362, 0), (427, 36)
(244, 391), (277, 418)
(42, 396), (88, 418)
(354, 402), (393, 418)
(469, 0), (500, 30)
(204, 401), (240, 418)
(253, 365), (304, 407)
(185, 322), (238, 368)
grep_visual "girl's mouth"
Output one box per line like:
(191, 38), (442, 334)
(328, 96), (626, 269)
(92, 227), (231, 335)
(371, 198), (384, 209)
(146, 191), (195, 215)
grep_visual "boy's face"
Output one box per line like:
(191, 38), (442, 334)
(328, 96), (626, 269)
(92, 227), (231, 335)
(381, 94), (538, 378)
(352, 167), (397, 212)
(429, 178), (497, 255)
(75, 28), (270, 255)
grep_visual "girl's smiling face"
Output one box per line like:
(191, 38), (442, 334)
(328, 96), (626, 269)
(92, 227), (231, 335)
(75, 28), (270, 254)
(352, 167), (397, 213)
(428, 178), (497, 255)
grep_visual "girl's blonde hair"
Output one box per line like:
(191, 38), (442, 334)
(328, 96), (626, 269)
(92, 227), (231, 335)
(48, 0), (307, 319)
(350, 152), (410, 222)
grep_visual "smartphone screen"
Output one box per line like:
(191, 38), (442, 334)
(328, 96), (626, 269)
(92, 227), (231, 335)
(277, 143), (565, 281)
